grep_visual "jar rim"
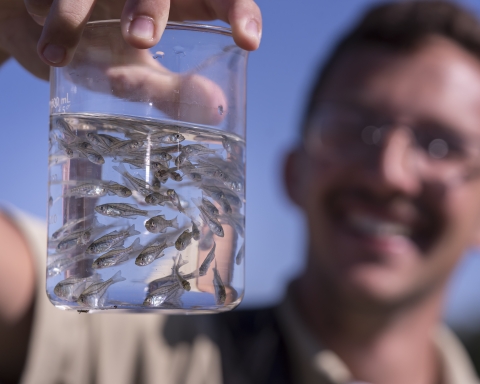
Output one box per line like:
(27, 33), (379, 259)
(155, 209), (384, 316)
(85, 20), (233, 36)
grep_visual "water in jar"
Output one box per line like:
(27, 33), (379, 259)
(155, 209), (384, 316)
(46, 113), (245, 313)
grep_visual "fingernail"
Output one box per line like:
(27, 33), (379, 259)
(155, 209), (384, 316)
(128, 16), (155, 40)
(245, 19), (261, 42)
(42, 44), (66, 64)
(30, 13), (46, 26)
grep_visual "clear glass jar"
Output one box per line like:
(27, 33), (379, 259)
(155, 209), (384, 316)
(46, 21), (248, 313)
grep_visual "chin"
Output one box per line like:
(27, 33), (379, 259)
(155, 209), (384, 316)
(334, 264), (425, 308)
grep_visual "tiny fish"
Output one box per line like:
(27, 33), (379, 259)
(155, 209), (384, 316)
(154, 169), (182, 182)
(56, 228), (91, 251)
(108, 139), (143, 154)
(199, 241), (216, 276)
(65, 182), (107, 198)
(76, 146), (105, 165)
(104, 181), (132, 197)
(55, 119), (77, 142)
(201, 197), (219, 216)
(143, 283), (180, 307)
(191, 220), (200, 241)
(157, 144), (184, 153)
(152, 133), (185, 144)
(113, 163), (155, 196)
(197, 205), (224, 237)
(47, 254), (94, 278)
(77, 271), (126, 307)
(145, 215), (179, 233)
(86, 224), (140, 254)
(201, 184), (233, 214)
(173, 254), (191, 291)
(212, 261), (226, 305)
(175, 230), (193, 251)
(97, 133), (122, 145)
(166, 189), (185, 212)
(135, 240), (170, 266)
(222, 135), (234, 153)
(54, 274), (101, 301)
(86, 132), (112, 153)
(95, 203), (159, 218)
(92, 238), (141, 269)
(235, 243), (245, 265)
(150, 151), (172, 162)
(51, 215), (93, 240)
(145, 192), (172, 206)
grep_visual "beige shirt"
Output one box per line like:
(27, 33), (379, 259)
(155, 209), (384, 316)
(276, 289), (480, 384)
(6, 206), (479, 384)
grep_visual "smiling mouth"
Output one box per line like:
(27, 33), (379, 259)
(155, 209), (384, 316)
(347, 213), (411, 238)
(326, 190), (441, 254)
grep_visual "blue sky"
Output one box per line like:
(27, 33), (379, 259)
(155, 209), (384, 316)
(2, 0), (480, 331)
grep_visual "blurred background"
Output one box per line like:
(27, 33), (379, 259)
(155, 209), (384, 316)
(2, 0), (480, 335)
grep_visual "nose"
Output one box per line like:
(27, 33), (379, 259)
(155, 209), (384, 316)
(364, 126), (422, 196)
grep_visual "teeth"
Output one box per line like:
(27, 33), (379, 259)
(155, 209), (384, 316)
(347, 214), (411, 237)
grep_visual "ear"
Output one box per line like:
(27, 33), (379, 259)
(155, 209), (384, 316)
(283, 147), (306, 207)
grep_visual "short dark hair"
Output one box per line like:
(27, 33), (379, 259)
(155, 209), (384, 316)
(303, 0), (480, 129)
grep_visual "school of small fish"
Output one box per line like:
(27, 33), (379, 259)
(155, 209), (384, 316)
(47, 115), (245, 310)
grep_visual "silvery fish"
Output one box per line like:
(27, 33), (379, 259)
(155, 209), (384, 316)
(56, 228), (92, 251)
(156, 144), (183, 153)
(108, 139), (143, 154)
(47, 254), (95, 278)
(77, 270), (126, 307)
(166, 189), (185, 212)
(95, 203), (160, 218)
(92, 238), (141, 269)
(199, 241), (216, 276)
(203, 197), (220, 216)
(86, 224), (140, 254)
(115, 157), (167, 171)
(135, 240), (171, 266)
(98, 133), (122, 145)
(145, 191), (172, 206)
(215, 186), (242, 208)
(154, 168), (182, 182)
(54, 274), (101, 301)
(147, 266), (195, 292)
(235, 243), (245, 265)
(51, 215), (94, 240)
(191, 220), (200, 241)
(65, 182), (108, 198)
(113, 163), (156, 196)
(200, 184), (232, 213)
(152, 133), (185, 144)
(197, 205), (224, 237)
(143, 283), (180, 307)
(54, 119), (77, 142)
(173, 254), (191, 291)
(150, 151), (172, 162)
(222, 135), (234, 153)
(212, 261), (226, 305)
(175, 230), (193, 251)
(145, 215), (179, 234)
(86, 132), (112, 153)
(104, 181), (132, 197)
(76, 146), (105, 165)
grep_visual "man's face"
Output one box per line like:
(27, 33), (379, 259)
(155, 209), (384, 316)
(288, 37), (480, 307)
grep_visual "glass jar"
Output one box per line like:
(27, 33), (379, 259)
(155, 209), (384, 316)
(46, 21), (248, 313)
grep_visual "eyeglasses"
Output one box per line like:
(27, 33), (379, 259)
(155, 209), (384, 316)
(303, 103), (480, 183)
